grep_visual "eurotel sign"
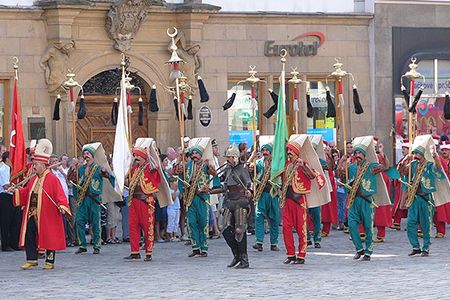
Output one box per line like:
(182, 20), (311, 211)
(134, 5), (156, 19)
(264, 32), (325, 57)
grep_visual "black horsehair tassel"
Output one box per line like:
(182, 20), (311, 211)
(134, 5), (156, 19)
(138, 97), (143, 126)
(408, 86), (424, 113)
(149, 85), (159, 112)
(352, 84), (364, 114)
(77, 94), (87, 119)
(444, 92), (450, 120)
(326, 87), (336, 118)
(198, 76), (209, 103)
(111, 97), (118, 125)
(187, 95), (193, 120)
(306, 91), (313, 118)
(53, 94), (61, 121)
(223, 93), (236, 111)
(401, 84), (410, 106)
(263, 89), (278, 118)
(173, 97), (180, 120)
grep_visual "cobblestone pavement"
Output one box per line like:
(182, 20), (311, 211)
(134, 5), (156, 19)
(1, 224), (450, 299)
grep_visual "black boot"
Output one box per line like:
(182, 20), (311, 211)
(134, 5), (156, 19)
(314, 242), (321, 249)
(283, 256), (296, 264)
(75, 247), (87, 255)
(361, 255), (371, 261)
(227, 256), (241, 268)
(252, 243), (263, 252)
(293, 257), (305, 264)
(235, 253), (249, 269)
(408, 249), (422, 256)
(188, 249), (200, 257)
(124, 253), (141, 260)
(353, 249), (365, 260)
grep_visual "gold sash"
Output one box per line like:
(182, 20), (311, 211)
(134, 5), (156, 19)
(254, 160), (271, 203)
(405, 160), (427, 208)
(346, 161), (369, 208)
(128, 163), (149, 206)
(77, 165), (98, 206)
(279, 161), (300, 208)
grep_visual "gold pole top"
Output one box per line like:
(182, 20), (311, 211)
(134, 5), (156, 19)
(403, 57), (423, 80)
(12, 57), (19, 79)
(330, 57), (348, 79)
(288, 67), (302, 85)
(245, 65), (260, 84)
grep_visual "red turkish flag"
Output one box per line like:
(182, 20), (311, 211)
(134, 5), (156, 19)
(10, 77), (26, 182)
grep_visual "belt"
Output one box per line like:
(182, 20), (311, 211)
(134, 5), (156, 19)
(133, 193), (148, 200)
(228, 186), (244, 193)
(286, 186), (303, 201)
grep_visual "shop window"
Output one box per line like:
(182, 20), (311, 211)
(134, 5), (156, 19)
(0, 80), (8, 146)
(227, 79), (263, 148)
(394, 59), (450, 161)
(306, 79), (337, 143)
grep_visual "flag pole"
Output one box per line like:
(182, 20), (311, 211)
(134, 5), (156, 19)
(401, 58), (425, 183)
(63, 71), (84, 182)
(288, 67), (302, 134)
(167, 27), (189, 180)
(245, 65), (262, 192)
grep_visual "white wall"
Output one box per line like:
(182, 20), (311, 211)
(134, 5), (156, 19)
(0, 0), (33, 6)
(166, 0), (356, 12)
(1, 0), (357, 13)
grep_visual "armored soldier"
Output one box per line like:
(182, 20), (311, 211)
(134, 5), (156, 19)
(222, 144), (253, 269)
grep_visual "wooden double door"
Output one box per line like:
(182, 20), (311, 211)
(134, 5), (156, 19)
(75, 95), (148, 156)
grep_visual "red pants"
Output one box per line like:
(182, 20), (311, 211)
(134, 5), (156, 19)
(129, 198), (155, 255)
(282, 198), (307, 259)
(393, 209), (407, 225)
(322, 222), (331, 235)
(435, 221), (446, 235)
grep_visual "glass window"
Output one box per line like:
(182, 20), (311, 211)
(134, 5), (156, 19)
(306, 79), (337, 143)
(227, 80), (261, 148)
(394, 59), (450, 162)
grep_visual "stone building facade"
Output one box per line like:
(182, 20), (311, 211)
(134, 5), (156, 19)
(0, 0), (373, 156)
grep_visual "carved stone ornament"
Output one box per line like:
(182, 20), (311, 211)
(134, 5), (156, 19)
(106, 0), (166, 52)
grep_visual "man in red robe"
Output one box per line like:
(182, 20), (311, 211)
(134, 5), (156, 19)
(280, 137), (324, 265)
(391, 139), (409, 230)
(12, 139), (70, 270)
(434, 141), (450, 237)
(124, 138), (171, 261)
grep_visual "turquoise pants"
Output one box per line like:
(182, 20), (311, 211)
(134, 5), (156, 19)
(348, 197), (374, 255)
(76, 197), (101, 250)
(255, 192), (280, 245)
(187, 196), (209, 252)
(407, 194), (433, 251)
(307, 207), (322, 243)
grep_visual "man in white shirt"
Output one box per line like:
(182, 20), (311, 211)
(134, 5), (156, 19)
(0, 151), (14, 251)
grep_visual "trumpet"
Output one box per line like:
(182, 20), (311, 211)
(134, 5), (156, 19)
(7, 161), (64, 193)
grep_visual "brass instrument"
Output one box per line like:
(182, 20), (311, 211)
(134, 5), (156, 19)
(7, 161), (64, 193)
(253, 163), (271, 203)
(69, 180), (107, 210)
(75, 165), (98, 207)
(183, 161), (205, 207)
(346, 161), (369, 209)
(279, 160), (300, 208)
(405, 160), (427, 208)
(127, 163), (149, 206)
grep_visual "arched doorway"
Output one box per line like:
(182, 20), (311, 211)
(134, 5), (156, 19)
(75, 70), (149, 156)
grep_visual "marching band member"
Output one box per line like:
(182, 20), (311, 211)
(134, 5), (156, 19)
(69, 143), (115, 255)
(280, 135), (327, 265)
(176, 138), (216, 258)
(252, 136), (280, 252)
(398, 135), (450, 256)
(12, 139), (71, 270)
(124, 138), (172, 261)
(337, 136), (391, 261)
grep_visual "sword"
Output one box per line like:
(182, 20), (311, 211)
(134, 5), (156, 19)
(42, 188), (72, 216)
(69, 180), (107, 209)
(336, 180), (379, 208)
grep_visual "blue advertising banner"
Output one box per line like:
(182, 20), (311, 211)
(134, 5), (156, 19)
(306, 128), (336, 143)
(229, 130), (254, 148)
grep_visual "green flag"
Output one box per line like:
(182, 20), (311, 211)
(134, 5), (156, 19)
(270, 69), (288, 180)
